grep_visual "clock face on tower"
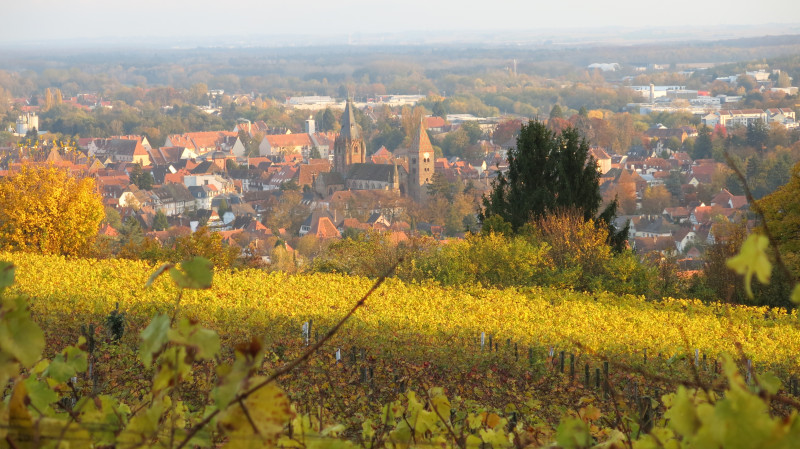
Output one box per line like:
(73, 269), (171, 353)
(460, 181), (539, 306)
(423, 152), (429, 159)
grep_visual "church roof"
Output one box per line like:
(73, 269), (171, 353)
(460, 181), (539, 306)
(339, 99), (361, 140)
(346, 163), (404, 183)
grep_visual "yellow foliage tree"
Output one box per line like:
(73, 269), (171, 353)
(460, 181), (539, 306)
(0, 165), (104, 256)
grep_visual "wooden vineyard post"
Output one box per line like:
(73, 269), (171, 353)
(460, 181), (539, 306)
(584, 364), (590, 386)
(746, 359), (752, 385)
(569, 353), (575, 379)
(559, 351), (565, 373)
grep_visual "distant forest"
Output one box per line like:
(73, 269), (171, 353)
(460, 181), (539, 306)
(1, 34), (799, 147)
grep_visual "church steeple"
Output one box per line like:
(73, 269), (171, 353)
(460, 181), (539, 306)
(412, 117), (433, 154)
(340, 99), (360, 140)
(408, 118), (434, 202)
(334, 99), (366, 175)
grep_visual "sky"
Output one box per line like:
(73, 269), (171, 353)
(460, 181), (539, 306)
(2, 0), (799, 46)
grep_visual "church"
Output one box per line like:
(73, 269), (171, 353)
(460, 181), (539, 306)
(314, 100), (434, 202)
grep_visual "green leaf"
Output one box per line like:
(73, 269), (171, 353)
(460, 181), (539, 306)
(555, 417), (592, 449)
(23, 377), (58, 416)
(664, 387), (700, 437)
(140, 314), (170, 367)
(168, 318), (220, 361)
(0, 262), (14, 291)
(726, 234), (771, 298)
(756, 371), (781, 396)
(791, 284), (800, 305)
(170, 257), (213, 290)
(44, 358), (76, 383)
(0, 297), (45, 367)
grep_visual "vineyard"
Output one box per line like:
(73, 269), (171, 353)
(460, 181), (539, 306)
(3, 251), (800, 447)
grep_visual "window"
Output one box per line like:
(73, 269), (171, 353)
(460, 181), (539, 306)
(412, 158), (416, 164)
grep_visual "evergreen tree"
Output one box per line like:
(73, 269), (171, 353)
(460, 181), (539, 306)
(153, 210), (169, 231)
(693, 126), (713, 160)
(120, 216), (144, 245)
(129, 165), (154, 190)
(217, 198), (230, 215)
(480, 120), (628, 250)
(549, 104), (563, 119)
(746, 120), (769, 152)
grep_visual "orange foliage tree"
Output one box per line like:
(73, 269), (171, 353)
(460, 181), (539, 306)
(0, 165), (104, 256)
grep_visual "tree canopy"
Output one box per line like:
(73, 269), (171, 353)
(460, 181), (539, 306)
(480, 120), (627, 250)
(0, 165), (104, 256)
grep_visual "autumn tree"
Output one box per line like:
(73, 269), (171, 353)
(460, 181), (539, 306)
(493, 119), (523, 145)
(0, 165), (104, 256)
(640, 185), (673, 214)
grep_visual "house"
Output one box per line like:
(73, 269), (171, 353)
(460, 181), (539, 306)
(711, 189), (748, 210)
(629, 216), (675, 238)
(632, 236), (676, 255)
(425, 116), (447, 133)
(149, 146), (197, 165)
(688, 163), (720, 186)
(765, 108), (798, 129)
(188, 185), (218, 210)
(118, 184), (154, 209)
(184, 173), (234, 194)
(259, 134), (313, 158)
(673, 228), (698, 253)
(151, 184), (196, 216)
(588, 147), (612, 174)
(266, 166), (298, 190)
(165, 131), (244, 156)
(701, 109), (767, 128)
(88, 138), (150, 165)
(371, 147), (394, 164)
(663, 207), (690, 224)
(295, 161), (332, 189)
(299, 211), (341, 239)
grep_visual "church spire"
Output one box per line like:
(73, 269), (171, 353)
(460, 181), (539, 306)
(340, 99), (360, 140)
(412, 117), (433, 153)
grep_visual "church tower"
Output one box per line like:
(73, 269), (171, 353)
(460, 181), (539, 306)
(408, 119), (434, 202)
(334, 99), (366, 175)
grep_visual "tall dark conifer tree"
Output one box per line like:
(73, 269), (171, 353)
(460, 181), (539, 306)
(480, 120), (628, 251)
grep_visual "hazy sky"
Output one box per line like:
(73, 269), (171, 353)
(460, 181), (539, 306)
(3, 0), (799, 44)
